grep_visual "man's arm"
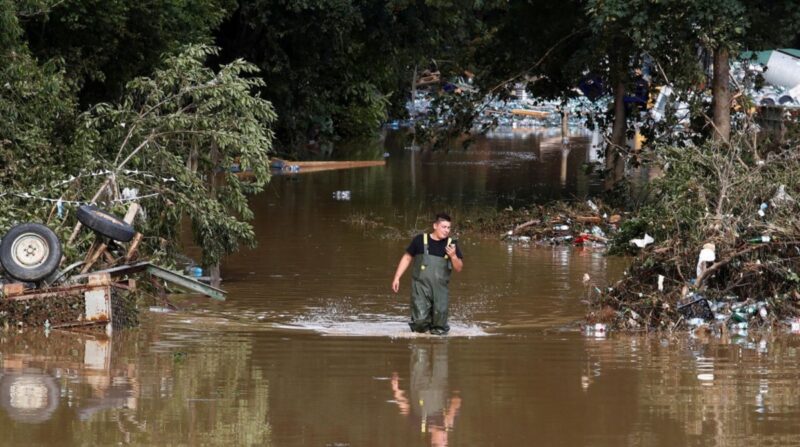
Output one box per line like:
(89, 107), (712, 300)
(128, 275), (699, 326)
(392, 253), (413, 293)
(446, 245), (463, 273)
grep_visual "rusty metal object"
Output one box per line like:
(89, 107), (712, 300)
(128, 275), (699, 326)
(0, 273), (137, 334)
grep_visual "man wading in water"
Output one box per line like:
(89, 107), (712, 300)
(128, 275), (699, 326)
(392, 213), (464, 335)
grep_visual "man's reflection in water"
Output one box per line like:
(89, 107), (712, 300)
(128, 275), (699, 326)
(391, 341), (461, 447)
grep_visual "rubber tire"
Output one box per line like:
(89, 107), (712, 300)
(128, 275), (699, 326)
(0, 223), (62, 282)
(76, 205), (135, 242)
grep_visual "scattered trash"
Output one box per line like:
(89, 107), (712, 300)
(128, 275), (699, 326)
(697, 373), (714, 382)
(748, 235), (771, 243)
(486, 200), (622, 247)
(677, 296), (714, 321)
(629, 234), (654, 248)
(687, 317), (705, 326)
(149, 306), (173, 313)
(790, 318), (800, 333)
(122, 187), (139, 201)
(657, 275), (665, 291)
(585, 323), (607, 338)
(696, 243), (716, 278)
(332, 190), (351, 201)
(771, 184), (795, 207)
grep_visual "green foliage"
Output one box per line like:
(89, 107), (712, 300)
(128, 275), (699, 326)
(72, 45), (276, 266)
(0, 1), (83, 230)
(217, 0), (489, 152)
(1, 43), (275, 268)
(21, 0), (235, 105)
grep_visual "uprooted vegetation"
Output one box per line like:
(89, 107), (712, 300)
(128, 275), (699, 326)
(589, 130), (800, 332)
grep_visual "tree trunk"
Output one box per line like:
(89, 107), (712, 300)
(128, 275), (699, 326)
(712, 46), (731, 143)
(605, 79), (627, 191)
(410, 65), (418, 117)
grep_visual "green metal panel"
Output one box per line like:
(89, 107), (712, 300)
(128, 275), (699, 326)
(145, 264), (227, 301)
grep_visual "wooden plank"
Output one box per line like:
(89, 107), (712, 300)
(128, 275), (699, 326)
(81, 241), (108, 273)
(123, 203), (140, 224)
(575, 216), (603, 224)
(277, 160), (384, 168)
(87, 273), (112, 286)
(125, 232), (144, 262)
(1, 283), (26, 297)
(510, 109), (551, 118)
(5, 283), (107, 302)
(264, 159), (386, 175)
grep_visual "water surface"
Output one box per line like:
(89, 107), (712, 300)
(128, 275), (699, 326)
(2, 129), (799, 446)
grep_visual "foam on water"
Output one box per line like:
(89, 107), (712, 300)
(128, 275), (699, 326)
(276, 318), (490, 338)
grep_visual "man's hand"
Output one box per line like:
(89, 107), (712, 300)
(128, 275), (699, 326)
(445, 244), (457, 258)
(392, 253), (413, 294)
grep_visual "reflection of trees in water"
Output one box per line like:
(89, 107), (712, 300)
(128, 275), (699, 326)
(0, 329), (271, 445)
(111, 332), (271, 446)
(585, 335), (800, 445)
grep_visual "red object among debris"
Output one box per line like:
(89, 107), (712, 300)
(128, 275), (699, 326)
(574, 234), (590, 245)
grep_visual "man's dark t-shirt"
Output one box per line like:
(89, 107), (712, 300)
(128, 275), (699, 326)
(406, 234), (463, 259)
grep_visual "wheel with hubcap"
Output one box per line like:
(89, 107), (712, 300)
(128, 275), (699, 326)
(0, 223), (62, 282)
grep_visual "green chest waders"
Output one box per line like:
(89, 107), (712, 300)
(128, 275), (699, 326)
(409, 234), (452, 334)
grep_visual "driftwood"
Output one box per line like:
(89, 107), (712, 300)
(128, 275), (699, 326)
(501, 219), (541, 238)
(575, 216), (603, 224)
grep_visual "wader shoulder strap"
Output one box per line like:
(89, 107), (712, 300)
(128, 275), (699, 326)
(423, 234), (452, 258)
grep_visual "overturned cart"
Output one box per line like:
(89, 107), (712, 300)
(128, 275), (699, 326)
(0, 262), (225, 334)
(0, 203), (225, 333)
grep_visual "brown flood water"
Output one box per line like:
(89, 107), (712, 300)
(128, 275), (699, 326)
(3, 129), (800, 446)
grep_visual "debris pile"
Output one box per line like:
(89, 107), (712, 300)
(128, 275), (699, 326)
(491, 200), (624, 247)
(587, 133), (800, 333)
(0, 201), (224, 332)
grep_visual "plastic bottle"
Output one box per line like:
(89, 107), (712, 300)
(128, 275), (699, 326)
(731, 312), (748, 323)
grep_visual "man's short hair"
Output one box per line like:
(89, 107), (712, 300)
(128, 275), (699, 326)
(434, 212), (451, 223)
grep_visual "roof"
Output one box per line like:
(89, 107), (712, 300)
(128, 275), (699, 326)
(740, 49), (800, 65)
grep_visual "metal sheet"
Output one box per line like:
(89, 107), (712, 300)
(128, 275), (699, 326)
(84, 289), (110, 322)
(145, 265), (226, 301)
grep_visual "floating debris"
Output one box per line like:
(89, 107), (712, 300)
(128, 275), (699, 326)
(332, 190), (352, 201)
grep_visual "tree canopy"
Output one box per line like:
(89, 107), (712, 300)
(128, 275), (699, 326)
(2, 1), (274, 267)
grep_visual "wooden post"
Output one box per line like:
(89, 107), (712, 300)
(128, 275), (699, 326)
(123, 203), (140, 225)
(81, 241), (108, 273)
(125, 233), (144, 262)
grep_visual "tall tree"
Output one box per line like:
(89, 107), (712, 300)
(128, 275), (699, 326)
(21, 0), (235, 106)
(216, 0), (489, 152)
